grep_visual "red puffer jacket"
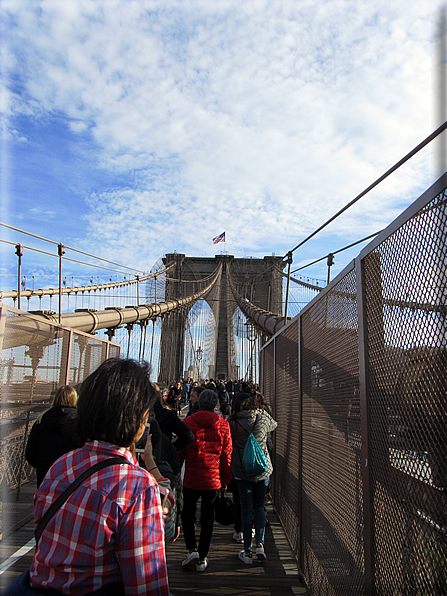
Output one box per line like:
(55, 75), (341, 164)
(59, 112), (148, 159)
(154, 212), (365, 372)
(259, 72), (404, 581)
(178, 410), (233, 490)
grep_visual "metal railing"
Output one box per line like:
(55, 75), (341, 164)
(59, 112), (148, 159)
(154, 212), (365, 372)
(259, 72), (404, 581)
(0, 304), (121, 539)
(261, 173), (447, 595)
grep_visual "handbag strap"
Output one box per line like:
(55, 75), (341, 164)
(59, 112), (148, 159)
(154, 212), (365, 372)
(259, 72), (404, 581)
(35, 456), (131, 544)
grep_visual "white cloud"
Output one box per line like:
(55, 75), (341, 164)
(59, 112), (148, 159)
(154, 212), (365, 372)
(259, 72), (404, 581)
(2, 0), (445, 274)
(29, 207), (57, 219)
(68, 120), (88, 133)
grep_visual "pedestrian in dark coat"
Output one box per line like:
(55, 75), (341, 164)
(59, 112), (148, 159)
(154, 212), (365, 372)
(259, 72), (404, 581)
(135, 417), (183, 543)
(153, 397), (194, 450)
(166, 381), (184, 415)
(25, 385), (82, 487)
(229, 394), (277, 564)
(185, 385), (204, 417)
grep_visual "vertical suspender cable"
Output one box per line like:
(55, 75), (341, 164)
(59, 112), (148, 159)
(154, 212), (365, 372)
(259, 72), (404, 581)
(284, 251), (293, 322)
(15, 244), (23, 310)
(58, 244), (65, 325)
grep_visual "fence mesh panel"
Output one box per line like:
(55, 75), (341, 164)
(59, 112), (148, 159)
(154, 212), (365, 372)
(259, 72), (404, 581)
(263, 340), (275, 410)
(363, 188), (447, 595)
(300, 266), (363, 595)
(274, 320), (301, 559)
(0, 305), (119, 538)
(261, 178), (447, 595)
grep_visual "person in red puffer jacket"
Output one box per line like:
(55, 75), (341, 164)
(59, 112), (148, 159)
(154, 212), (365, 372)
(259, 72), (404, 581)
(178, 389), (233, 572)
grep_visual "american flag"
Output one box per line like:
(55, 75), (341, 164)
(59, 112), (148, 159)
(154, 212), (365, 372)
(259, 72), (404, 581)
(212, 232), (225, 244)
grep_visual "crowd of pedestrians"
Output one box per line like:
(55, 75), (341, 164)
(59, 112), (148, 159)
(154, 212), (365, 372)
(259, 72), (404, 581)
(163, 375), (277, 570)
(6, 364), (277, 595)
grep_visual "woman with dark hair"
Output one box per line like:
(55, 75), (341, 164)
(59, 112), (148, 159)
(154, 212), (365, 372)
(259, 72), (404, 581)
(185, 385), (205, 417)
(22, 358), (170, 596)
(153, 385), (194, 449)
(179, 390), (233, 572)
(166, 381), (184, 415)
(25, 385), (82, 487)
(256, 391), (273, 417)
(230, 393), (277, 564)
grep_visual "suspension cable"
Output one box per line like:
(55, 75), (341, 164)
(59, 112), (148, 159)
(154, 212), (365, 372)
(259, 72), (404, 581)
(0, 222), (148, 273)
(282, 122), (447, 260)
(0, 237), (147, 276)
(289, 229), (383, 275)
(0, 263), (175, 300)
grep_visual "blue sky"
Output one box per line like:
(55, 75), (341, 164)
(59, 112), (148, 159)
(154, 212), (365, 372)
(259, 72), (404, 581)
(1, 0), (445, 291)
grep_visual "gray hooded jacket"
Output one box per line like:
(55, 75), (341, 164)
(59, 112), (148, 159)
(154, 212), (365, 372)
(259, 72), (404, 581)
(229, 409), (277, 482)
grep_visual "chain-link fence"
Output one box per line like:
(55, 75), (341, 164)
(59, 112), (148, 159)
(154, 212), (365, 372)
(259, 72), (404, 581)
(0, 304), (120, 539)
(261, 174), (447, 595)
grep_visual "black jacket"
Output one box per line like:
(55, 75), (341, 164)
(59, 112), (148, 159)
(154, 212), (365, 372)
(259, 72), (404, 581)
(135, 419), (183, 524)
(153, 401), (194, 450)
(135, 419), (181, 477)
(185, 401), (200, 418)
(25, 406), (82, 487)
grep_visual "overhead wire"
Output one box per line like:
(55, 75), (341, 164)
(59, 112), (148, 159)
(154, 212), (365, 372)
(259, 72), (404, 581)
(282, 121), (447, 260)
(0, 237), (145, 276)
(0, 222), (148, 274)
(290, 229), (383, 274)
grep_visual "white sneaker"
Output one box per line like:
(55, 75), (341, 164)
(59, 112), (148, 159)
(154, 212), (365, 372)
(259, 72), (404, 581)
(238, 550), (253, 565)
(232, 532), (243, 543)
(182, 549), (199, 567)
(256, 543), (266, 559)
(196, 558), (208, 572)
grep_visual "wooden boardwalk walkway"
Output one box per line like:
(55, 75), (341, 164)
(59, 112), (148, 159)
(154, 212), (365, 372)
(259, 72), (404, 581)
(166, 503), (307, 596)
(0, 502), (307, 595)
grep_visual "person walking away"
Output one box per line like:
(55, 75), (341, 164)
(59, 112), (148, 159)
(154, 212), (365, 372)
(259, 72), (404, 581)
(25, 385), (82, 487)
(217, 381), (229, 407)
(167, 381), (184, 415)
(230, 393), (277, 564)
(220, 402), (231, 420)
(178, 390), (233, 572)
(183, 377), (191, 405)
(5, 358), (170, 595)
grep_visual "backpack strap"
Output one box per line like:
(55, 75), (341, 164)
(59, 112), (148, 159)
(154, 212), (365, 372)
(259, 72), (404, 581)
(236, 413), (259, 434)
(235, 419), (249, 433)
(35, 456), (132, 545)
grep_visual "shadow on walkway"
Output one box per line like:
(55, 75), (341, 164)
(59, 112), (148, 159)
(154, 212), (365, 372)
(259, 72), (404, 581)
(166, 504), (308, 596)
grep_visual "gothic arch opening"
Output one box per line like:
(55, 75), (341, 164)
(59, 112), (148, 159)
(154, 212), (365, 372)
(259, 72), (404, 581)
(183, 299), (217, 382)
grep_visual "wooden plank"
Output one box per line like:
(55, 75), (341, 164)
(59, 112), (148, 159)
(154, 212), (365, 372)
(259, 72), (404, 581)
(166, 504), (307, 596)
(0, 505), (308, 595)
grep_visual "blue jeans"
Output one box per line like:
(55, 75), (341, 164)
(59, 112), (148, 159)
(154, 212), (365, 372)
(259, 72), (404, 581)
(237, 478), (268, 553)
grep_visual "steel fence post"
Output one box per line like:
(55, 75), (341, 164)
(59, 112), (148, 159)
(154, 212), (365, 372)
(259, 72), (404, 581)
(356, 255), (375, 595)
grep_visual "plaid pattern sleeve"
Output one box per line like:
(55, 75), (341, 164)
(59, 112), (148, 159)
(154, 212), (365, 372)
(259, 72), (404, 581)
(117, 484), (168, 594)
(30, 441), (169, 596)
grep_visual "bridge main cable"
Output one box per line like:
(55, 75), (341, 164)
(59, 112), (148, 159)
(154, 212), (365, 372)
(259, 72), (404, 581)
(0, 264), (176, 301)
(228, 271), (286, 337)
(3, 264), (222, 347)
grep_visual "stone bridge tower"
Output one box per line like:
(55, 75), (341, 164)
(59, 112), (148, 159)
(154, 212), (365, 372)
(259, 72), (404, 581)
(158, 254), (284, 385)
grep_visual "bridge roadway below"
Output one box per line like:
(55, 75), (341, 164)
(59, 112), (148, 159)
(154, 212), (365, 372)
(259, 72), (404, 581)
(0, 493), (307, 596)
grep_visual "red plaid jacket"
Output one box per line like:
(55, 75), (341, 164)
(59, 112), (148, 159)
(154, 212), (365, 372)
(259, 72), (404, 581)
(30, 440), (169, 595)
